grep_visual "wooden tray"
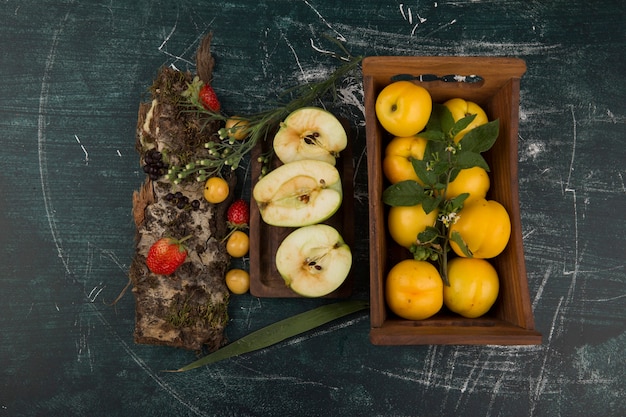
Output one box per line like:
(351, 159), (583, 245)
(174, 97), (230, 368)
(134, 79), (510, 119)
(249, 119), (354, 298)
(363, 56), (542, 345)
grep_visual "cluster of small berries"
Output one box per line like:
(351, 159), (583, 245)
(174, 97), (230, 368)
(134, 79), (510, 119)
(142, 149), (168, 180)
(164, 192), (201, 211)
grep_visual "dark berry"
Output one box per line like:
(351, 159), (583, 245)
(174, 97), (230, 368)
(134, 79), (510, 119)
(176, 200), (186, 209)
(164, 193), (175, 201)
(191, 200), (200, 210)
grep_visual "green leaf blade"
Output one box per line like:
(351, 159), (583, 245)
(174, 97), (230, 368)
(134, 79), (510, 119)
(418, 130), (446, 142)
(422, 195), (443, 214)
(449, 193), (469, 211)
(457, 119), (499, 153)
(425, 103), (447, 132)
(439, 104), (456, 136)
(450, 114), (477, 138)
(424, 137), (446, 159)
(450, 230), (473, 258)
(411, 158), (437, 186)
(171, 300), (369, 372)
(455, 151), (490, 171)
(383, 180), (426, 206)
(417, 226), (439, 244)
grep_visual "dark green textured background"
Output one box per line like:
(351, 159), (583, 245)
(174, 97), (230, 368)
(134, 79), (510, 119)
(1, 1), (624, 416)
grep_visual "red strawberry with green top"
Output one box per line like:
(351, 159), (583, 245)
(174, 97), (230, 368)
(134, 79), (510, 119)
(227, 199), (249, 229)
(146, 236), (191, 275)
(199, 84), (221, 112)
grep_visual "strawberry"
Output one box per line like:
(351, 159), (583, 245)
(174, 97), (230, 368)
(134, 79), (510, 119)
(227, 199), (249, 229)
(199, 84), (221, 112)
(146, 236), (191, 275)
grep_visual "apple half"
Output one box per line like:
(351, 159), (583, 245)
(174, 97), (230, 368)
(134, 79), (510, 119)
(275, 224), (352, 297)
(253, 159), (343, 227)
(273, 107), (347, 165)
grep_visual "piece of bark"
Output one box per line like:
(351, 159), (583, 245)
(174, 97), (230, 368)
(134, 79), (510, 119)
(132, 179), (154, 227)
(196, 32), (215, 85)
(129, 37), (231, 352)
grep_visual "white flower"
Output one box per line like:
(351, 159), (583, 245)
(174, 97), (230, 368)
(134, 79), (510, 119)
(439, 212), (460, 227)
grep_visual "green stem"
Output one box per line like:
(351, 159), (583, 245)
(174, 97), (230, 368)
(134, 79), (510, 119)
(442, 144), (455, 202)
(440, 233), (450, 286)
(437, 145), (456, 286)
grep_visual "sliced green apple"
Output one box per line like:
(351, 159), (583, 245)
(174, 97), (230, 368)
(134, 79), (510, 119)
(253, 159), (342, 227)
(273, 107), (347, 165)
(275, 224), (352, 297)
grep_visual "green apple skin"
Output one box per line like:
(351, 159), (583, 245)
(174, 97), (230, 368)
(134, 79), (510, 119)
(275, 224), (352, 297)
(273, 107), (347, 166)
(253, 159), (343, 227)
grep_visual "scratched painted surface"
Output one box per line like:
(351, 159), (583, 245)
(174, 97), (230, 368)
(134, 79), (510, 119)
(0, 0), (624, 416)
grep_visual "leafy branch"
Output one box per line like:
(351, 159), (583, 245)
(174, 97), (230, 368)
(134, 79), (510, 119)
(382, 104), (499, 284)
(166, 47), (363, 184)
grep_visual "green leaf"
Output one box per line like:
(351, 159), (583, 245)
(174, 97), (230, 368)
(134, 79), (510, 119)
(432, 182), (447, 193)
(170, 300), (369, 372)
(425, 103), (447, 132)
(439, 104), (456, 136)
(418, 129), (446, 142)
(450, 113), (477, 138)
(411, 158), (437, 186)
(422, 194), (443, 214)
(449, 193), (469, 211)
(457, 119), (499, 153)
(383, 181), (426, 206)
(455, 151), (490, 171)
(433, 159), (452, 177)
(450, 230), (473, 257)
(417, 226), (439, 244)
(424, 140), (445, 162)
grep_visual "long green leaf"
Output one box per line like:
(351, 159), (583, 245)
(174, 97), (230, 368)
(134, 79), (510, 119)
(169, 299), (369, 372)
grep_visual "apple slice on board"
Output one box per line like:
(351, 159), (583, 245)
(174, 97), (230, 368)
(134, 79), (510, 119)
(252, 159), (343, 227)
(273, 107), (347, 166)
(275, 224), (352, 297)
